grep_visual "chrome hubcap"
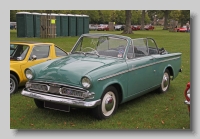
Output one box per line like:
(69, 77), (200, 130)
(10, 78), (15, 94)
(102, 91), (116, 116)
(162, 73), (169, 91)
(105, 97), (114, 111)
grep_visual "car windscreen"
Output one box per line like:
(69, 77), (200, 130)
(71, 35), (128, 58)
(10, 44), (29, 60)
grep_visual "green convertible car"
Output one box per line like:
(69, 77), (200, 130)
(21, 33), (182, 120)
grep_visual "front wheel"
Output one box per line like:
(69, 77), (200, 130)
(92, 86), (118, 120)
(10, 74), (18, 94)
(159, 69), (170, 93)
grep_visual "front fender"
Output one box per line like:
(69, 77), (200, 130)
(10, 68), (23, 84)
(89, 74), (128, 102)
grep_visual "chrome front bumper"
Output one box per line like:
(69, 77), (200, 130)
(21, 89), (101, 108)
(184, 100), (190, 105)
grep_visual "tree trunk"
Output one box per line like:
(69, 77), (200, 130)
(122, 10), (133, 34)
(163, 10), (170, 30)
(140, 10), (145, 30)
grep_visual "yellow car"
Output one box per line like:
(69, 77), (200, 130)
(10, 41), (68, 94)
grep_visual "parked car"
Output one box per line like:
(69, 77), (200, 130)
(10, 42), (68, 94)
(89, 24), (98, 31)
(97, 25), (109, 31)
(21, 33), (182, 120)
(131, 25), (140, 31)
(177, 26), (189, 32)
(10, 22), (17, 30)
(144, 25), (154, 30)
(184, 82), (190, 116)
(115, 25), (124, 31)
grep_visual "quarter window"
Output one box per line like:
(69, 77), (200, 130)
(147, 38), (159, 55)
(132, 38), (148, 58)
(55, 46), (68, 57)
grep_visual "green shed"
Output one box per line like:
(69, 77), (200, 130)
(75, 14), (84, 36)
(60, 14), (68, 36)
(67, 14), (76, 36)
(32, 12), (41, 37)
(83, 15), (89, 34)
(16, 12), (34, 37)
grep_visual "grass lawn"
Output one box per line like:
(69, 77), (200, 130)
(10, 27), (190, 130)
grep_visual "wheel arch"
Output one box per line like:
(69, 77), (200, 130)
(10, 70), (20, 84)
(165, 66), (174, 79)
(105, 83), (123, 105)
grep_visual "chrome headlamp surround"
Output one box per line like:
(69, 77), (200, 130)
(81, 76), (92, 89)
(25, 68), (34, 80)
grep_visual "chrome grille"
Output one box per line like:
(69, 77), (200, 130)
(49, 86), (60, 94)
(30, 83), (48, 92)
(28, 82), (86, 99)
(61, 87), (84, 98)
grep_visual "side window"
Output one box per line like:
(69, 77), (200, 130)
(133, 38), (148, 58)
(55, 46), (68, 57)
(148, 38), (159, 55)
(29, 45), (50, 60)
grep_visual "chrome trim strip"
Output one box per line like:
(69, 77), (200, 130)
(21, 89), (101, 108)
(98, 70), (129, 81)
(98, 56), (180, 81)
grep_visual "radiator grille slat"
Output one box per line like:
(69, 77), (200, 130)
(29, 83), (85, 99)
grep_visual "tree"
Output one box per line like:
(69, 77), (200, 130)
(86, 10), (100, 24)
(122, 10), (133, 34)
(162, 10), (171, 30)
(179, 10), (190, 26)
(115, 10), (125, 24)
(131, 10), (140, 25)
(140, 10), (145, 30)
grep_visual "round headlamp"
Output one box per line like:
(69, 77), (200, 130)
(81, 77), (91, 89)
(25, 69), (34, 79)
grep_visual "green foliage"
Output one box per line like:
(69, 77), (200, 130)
(10, 10), (190, 25)
(10, 28), (190, 129)
(179, 10), (190, 26)
(114, 10), (125, 24)
(169, 10), (181, 21)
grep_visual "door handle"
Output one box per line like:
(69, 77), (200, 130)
(46, 59), (51, 61)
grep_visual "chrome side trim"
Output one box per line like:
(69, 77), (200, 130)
(98, 70), (129, 81)
(21, 89), (101, 108)
(98, 56), (180, 81)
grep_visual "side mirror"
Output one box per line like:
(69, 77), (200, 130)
(31, 55), (37, 61)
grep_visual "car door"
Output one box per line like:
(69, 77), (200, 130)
(146, 38), (161, 86)
(126, 38), (156, 97)
(20, 44), (51, 80)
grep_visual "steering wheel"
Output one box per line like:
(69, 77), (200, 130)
(82, 47), (100, 56)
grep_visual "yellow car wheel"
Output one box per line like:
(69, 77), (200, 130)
(10, 74), (18, 94)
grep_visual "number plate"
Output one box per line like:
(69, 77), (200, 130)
(44, 101), (70, 112)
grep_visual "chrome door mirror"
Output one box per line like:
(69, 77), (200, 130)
(31, 55), (37, 61)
